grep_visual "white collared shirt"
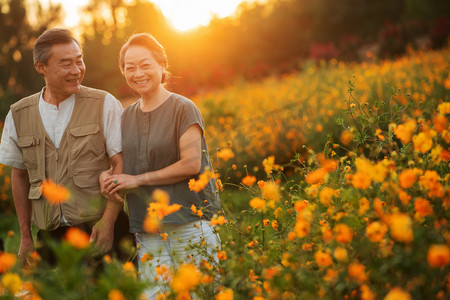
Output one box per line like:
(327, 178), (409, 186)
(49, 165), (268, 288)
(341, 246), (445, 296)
(0, 88), (124, 169)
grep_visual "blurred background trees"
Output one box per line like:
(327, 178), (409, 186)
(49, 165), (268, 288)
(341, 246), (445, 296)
(0, 0), (449, 119)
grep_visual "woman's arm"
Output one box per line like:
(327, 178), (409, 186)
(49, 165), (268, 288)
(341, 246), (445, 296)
(104, 124), (202, 194)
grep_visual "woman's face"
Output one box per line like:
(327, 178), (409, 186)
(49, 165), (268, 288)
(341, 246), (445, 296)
(123, 45), (164, 97)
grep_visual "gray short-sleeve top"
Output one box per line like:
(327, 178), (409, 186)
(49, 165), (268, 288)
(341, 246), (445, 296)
(122, 93), (221, 233)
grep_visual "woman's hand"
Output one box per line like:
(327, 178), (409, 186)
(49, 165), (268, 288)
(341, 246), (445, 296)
(104, 174), (139, 195)
(100, 169), (124, 202)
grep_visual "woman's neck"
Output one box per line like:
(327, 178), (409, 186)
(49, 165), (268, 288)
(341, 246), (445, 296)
(140, 87), (171, 112)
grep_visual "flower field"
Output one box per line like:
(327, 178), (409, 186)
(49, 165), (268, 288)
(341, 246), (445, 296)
(0, 47), (449, 299)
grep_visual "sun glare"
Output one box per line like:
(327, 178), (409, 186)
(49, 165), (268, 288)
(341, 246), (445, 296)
(43, 0), (258, 32)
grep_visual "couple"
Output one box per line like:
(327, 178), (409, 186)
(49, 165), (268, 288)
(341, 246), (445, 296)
(0, 28), (221, 298)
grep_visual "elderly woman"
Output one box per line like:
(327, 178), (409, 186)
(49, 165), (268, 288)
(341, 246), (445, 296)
(102, 33), (221, 298)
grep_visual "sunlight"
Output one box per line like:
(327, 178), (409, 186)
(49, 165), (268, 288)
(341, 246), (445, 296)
(42, 0), (259, 31)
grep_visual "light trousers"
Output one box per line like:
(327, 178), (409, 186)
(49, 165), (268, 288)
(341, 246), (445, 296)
(135, 220), (221, 299)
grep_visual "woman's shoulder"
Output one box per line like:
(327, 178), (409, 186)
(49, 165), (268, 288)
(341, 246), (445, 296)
(169, 93), (200, 111)
(123, 99), (141, 114)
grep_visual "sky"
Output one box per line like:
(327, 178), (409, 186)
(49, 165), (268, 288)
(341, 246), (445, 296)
(42, 0), (258, 31)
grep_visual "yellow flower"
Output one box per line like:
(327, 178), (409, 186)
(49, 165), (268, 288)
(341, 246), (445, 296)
(314, 250), (333, 268)
(262, 181), (281, 202)
(0, 252), (17, 274)
(108, 289), (125, 300)
(387, 213), (413, 243)
(170, 263), (202, 294)
(65, 227), (90, 249)
(262, 155), (276, 175)
(1, 272), (22, 295)
(438, 102), (450, 114)
(384, 287), (411, 300)
(42, 178), (70, 205)
(249, 197), (266, 211)
(217, 148), (235, 161)
(334, 223), (353, 243)
(427, 244), (450, 268)
(365, 221), (388, 242)
(123, 261), (136, 278)
(215, 288), (233, 300)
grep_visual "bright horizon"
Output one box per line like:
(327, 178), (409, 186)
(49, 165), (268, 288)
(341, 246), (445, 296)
(40, 0), (260, 32)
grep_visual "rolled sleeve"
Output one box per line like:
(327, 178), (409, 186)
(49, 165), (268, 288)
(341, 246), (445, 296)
(0, 111), (26, 169)
(102, 93), (124, 158)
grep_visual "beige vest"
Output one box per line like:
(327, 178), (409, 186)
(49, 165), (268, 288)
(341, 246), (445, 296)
(11, 86), (111, 230)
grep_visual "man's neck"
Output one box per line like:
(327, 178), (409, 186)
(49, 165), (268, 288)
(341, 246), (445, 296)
(42, 87), (72, 108)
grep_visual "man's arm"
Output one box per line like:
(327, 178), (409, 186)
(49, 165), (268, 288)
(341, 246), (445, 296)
(90, 153), (123, 253)
(11, 167), (33, 265)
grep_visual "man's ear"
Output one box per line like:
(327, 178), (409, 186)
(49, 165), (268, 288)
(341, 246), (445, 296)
(35, 61), (45, 76)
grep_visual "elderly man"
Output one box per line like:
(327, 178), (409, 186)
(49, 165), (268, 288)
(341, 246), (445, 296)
(0, 28), (128, 264)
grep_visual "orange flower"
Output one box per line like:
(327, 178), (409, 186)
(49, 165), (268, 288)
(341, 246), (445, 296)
(42, 179), (70, 205)
(427, 244), (450, 268)
(215, 288), (233, 300)
(412, 131), (435, 153)
(398, 189), (412, 205)
(394, 119), (416, 144)
(324, 268), (338, 283)
(333, 247), (348, 262)
(305, 168), (328, 184)
(241, 175), (257, 186)
(314, 250), (333, 268)
(0, 253), (17, 273)
(294, 200), (309, 212)
(334, 223), (353, 243)
(257, 180), (266, 189)
(414, 197), (433, 217)
(360, 284), (376, 300)
(271, 220), (279, 231)
(348, 262), (368, 283)
(143, 215), (160, 233)
(384, 287), (411, 300)
(359, 197), (370, 215)
(217, 251), (227, 260)
(319, 187), (339, 206)
(160, 233), (168, 241)
(365, 221), (388, 242)
(108, 289), (125, 300)
(387, 213), (413, 243)
(419, 170), (445, 198)
(217, 148), (235, 161)
(141, 253), (154, 262)
(438, 102), (450, 114)
(433, 114), (448, 133)
(123, 261), (136, 278)
(351, 172), (371, 189)
(65, 227), (90, 249)
(399, 169), (417, 189)
(294, 219), (310, 238)
(189, 169), (215, 193)
(170, 263), (202, 294)
(340, 130), (353, 145)
(249, 197), (266, 211)
(262, 181), (281, 203)
(210, 215), (227, 226)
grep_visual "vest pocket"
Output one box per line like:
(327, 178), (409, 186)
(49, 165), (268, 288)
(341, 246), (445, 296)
(70, 123), (104, 158)
(17, 136), (40, 170)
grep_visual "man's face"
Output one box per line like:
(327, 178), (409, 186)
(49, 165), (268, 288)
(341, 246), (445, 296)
(36, 41), (86, 100)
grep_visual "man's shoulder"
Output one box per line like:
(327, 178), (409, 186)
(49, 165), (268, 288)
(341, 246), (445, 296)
(77, 85), (108, 99)
(10, 92), (40, 112)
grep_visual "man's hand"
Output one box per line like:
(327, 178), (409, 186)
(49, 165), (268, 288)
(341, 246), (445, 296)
(18, 236), (34, 266)
(90, 218), (114, 255)
(100, 169), (124, 202)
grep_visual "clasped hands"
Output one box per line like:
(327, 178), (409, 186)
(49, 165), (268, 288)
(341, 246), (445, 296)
(100, 169), (139, 202)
